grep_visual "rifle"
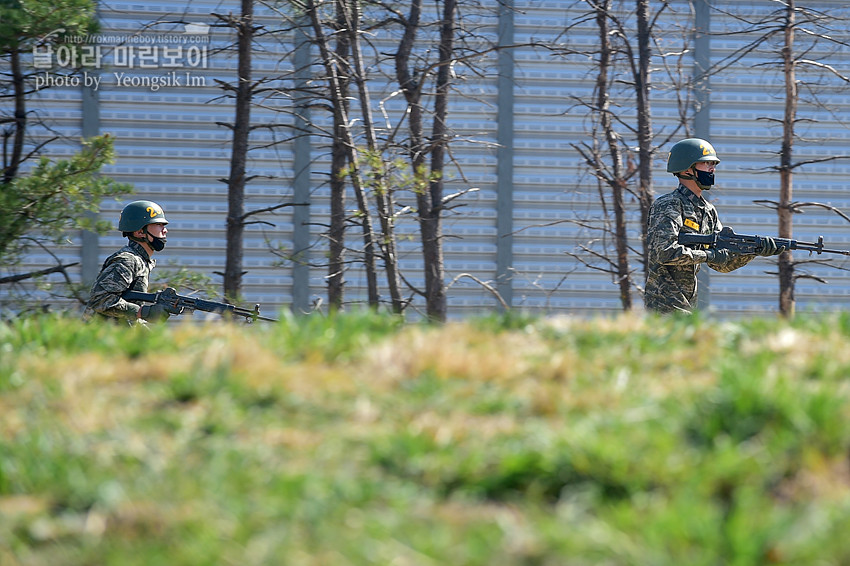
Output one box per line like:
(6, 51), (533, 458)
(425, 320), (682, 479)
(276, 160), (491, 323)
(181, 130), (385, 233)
(122, 287), (278, 322)
(678, 226), (850, 256)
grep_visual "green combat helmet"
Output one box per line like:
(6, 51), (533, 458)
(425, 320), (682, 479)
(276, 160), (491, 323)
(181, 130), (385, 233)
(118, 200), (169, 233)
(666, 138), (720, 173)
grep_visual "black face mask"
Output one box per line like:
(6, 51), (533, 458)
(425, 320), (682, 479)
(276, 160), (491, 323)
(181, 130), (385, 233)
(149, 235), (167, 251)
(680, 167), (715, 190)
(694, 168), (715, 189)
(145, 227), (167, 251)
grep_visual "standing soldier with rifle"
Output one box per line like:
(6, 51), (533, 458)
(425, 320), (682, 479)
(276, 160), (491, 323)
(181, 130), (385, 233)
(644, 138), (786, 314)
(84, 200), (180, 324)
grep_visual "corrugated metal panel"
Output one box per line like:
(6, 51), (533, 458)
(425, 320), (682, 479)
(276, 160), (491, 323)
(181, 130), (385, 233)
(89, 2), (301, 317)
(703, 0), (850, 315)
(3, 0), (850, 318)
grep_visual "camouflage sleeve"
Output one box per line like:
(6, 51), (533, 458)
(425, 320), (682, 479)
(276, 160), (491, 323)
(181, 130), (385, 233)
(647, 208), (710, 266)
(708, 253), (755, 273)
(86, 259), (141, 321)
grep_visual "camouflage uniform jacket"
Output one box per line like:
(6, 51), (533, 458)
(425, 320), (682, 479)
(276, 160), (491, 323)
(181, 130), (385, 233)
(83, 241), (154, 323)
(645, 185), (753, 313)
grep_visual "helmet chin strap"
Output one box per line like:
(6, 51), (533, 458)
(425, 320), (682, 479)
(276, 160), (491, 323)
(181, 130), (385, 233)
(128, 232), (147, 245)
(129, 227), (166, 251)
(145, 226), (167, 251)
(677, 167), (714, 190)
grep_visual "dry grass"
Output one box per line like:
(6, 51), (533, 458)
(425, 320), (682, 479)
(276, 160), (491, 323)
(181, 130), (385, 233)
(2, 311), (850, 565)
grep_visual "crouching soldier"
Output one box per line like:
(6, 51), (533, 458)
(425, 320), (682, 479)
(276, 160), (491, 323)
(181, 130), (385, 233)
(84, 200), (176, 324)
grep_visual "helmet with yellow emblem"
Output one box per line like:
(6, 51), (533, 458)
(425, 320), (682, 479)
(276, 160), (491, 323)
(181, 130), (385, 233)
(666, 138), (720, 174)
(118, 200), (168, 233)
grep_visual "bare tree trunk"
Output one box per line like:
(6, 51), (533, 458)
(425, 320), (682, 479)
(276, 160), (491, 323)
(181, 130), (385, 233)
(596, 0), (631, 310)
(345, 0), (404, 313)
(394, 0), (435, 316)
(635, 0), (654, 273)
(3, 49), (26, 185)
(416, 0), (456, 322)
(223, 0), (254, 301)
(305, 0), (380, 308)
(327, 0), (350, 312)
(778, 0), (796, 317)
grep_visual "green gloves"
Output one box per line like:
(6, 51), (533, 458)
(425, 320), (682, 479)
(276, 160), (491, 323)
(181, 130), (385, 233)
(756, 237), (787, 256)
(140, 303), (172, 322)
(706, 249), (731, 263)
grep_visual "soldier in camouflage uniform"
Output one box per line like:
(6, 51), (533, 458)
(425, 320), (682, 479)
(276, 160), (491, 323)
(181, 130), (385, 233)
(644, 138), (785, 313)
(84, 200), (175, 323)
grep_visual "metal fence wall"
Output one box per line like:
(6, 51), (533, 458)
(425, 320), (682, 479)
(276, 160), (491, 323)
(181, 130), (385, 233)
(3, 0), (850, 318)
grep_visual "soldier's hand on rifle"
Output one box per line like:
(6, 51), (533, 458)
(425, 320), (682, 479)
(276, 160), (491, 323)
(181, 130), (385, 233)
(160, 288), (185, 315)
(706, 249), (731, 264)
(139, 303), (174, 322)
(756, 237), (786, 256)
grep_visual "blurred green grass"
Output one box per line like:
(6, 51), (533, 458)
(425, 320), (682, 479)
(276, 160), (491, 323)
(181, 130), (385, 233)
(2, 311), (850, 565)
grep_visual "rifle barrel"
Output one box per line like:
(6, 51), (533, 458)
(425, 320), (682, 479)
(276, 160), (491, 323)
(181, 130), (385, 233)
(796, 245), (850, 256)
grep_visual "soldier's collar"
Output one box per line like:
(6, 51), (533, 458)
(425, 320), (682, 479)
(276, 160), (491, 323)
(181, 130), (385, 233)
(128, 240), (153, 263)
(677, 184), (705, 207)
